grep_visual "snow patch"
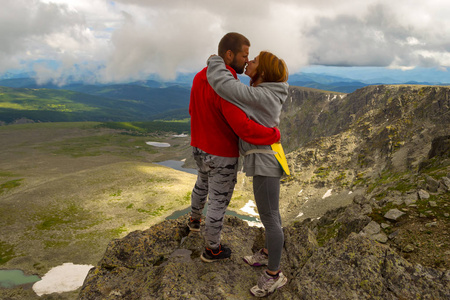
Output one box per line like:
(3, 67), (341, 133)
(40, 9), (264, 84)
(240, 200), (258, 216)
(244, 220), (263, 228)
(32, 263), (93, 296)
(322, 189), (333, 199)
(146, 141), (170, 147)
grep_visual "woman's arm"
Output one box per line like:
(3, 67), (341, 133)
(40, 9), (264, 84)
(207, 55), (268, 110)
(207, 55), (287, 127)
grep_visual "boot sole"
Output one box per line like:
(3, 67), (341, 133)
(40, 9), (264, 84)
(188, 226), (200, 232)
(200, 253), (230, 263)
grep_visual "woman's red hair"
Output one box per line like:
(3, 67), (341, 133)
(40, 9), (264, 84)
(253, 51), (288, 84)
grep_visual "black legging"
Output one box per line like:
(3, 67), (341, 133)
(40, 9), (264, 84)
(253, 175), (283, 271)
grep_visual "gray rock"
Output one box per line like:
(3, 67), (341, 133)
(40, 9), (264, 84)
(79, 216), (449, 300)
(384, 209), (406, 221)
(372, 232), (388, 243)
(361, 220), (381, 235)
(418, 189), (430, 199)
(287, 233), (448, 300)
(393, 198), (404, 205)
(404, 192), (418, 206)
(403, 244), (415, 253)
(440, 177), (450, 191)
(425, 222), (438, 228)
(360, 203), (373, 215)
(404, 198), (416, 206)
(406, 191), (419, 201)
(353, 194), (366, 205)
(425, 175), (440, 192)
(169, 248), (192, 260)
(417, 179), (427, 190)
(381, 223), (390, 229)
(388, 230), (400, 240)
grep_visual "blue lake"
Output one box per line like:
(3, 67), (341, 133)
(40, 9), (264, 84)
(165, 205), (260, 223)
(155, 160), (197, 175)
(0, 269), (40, 288)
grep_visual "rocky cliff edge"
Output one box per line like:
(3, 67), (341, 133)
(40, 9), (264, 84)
(79, 199), (449, 299)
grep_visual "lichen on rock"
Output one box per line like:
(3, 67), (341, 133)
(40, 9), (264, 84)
(79, 213), (449, 299)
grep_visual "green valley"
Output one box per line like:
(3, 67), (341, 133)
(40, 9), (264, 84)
(0, 85), (190, 124)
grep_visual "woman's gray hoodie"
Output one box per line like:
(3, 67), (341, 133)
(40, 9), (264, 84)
(206, 55), (289, 177)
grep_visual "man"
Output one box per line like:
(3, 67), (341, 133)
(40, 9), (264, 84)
(188, 32), (280, 262)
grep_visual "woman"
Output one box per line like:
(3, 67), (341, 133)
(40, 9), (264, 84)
(207, 51), (289, 298)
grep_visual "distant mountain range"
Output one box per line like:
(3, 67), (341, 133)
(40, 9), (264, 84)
(2, 69), (448, 94)
(0, 71), (448, 124)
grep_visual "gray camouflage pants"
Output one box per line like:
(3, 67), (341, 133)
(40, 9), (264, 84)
(190, 147), (238, 249)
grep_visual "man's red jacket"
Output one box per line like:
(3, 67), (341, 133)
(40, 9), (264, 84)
(189, 65), (280, 157)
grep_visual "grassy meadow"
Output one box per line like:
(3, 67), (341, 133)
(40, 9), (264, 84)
(0, 85), (190, 123)
(0, 121), (252, 298)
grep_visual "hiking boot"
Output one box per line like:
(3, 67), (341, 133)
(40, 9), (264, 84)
(243, 249), (268, 267)
(250, 271), (287, 298)
(200, 244), (232, 262)
(188, 217), (201, 232)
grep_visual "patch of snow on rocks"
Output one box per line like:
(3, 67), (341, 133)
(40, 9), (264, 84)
(146, 141), (170, 147)
(240, 200), (258, 216)
(322, 189), (333, 199)
(33, 263), (93, 296)
(244, 220), (263, 228)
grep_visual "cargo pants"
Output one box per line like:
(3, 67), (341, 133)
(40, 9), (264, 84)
(190, 147), (238, 249)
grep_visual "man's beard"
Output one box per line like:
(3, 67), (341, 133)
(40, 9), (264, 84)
(230, 58), (245, 74)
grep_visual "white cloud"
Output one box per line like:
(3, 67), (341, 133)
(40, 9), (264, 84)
(0, 0), (449, 83)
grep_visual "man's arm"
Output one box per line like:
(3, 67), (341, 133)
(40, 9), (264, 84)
(221, 99), (280, 145)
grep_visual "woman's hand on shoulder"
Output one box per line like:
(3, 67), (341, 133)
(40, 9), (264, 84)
(207, 54), (217, 65)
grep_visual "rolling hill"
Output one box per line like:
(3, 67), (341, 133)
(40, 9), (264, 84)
(0, 85), (191, 124)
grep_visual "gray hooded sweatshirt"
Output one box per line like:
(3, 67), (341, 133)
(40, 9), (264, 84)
(206, 55), (289, 177)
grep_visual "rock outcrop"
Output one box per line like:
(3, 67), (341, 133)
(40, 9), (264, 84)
(79, 200), (449, 299)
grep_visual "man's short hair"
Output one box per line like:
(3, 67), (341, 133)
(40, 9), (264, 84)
(218, 32), (250, 57)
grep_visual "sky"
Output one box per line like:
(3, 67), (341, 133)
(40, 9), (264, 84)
(1, 0), (450, 85)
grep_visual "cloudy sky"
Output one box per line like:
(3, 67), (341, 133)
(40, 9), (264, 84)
(1, 0), (449, 84)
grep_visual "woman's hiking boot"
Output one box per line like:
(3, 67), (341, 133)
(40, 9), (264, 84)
(200, 244), (231, 262)
(243, 248), (268, 267)
(250, 271), (287, 297)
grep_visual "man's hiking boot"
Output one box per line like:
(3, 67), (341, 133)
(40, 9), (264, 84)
(243, 249), (268, 267)
(250, 271), (287, 297)
(200, 244), (231, 262)
(188, 217), (201, 232)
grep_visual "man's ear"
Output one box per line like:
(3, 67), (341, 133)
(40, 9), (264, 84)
(223, 50), (234, 65)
